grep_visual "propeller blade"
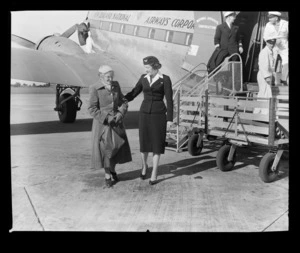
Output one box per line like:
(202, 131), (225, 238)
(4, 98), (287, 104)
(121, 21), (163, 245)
(11, 34), (36, 49)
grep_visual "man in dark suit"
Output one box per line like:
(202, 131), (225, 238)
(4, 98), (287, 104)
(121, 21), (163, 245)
(208, 11), (243, 73)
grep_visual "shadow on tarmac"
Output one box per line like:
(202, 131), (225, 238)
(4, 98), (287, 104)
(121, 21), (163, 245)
(116, 145), (289, 183)
(10, 111), (140, 135)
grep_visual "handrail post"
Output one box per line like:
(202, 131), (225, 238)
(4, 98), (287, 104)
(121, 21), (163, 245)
(240, 61), (243, 92)
(204, 89), (208, 134)
(268, 97), (276, 146)
(232, 62), (235, 92)
(176, 86), (181, 152)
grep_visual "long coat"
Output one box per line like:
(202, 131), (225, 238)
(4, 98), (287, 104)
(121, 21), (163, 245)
(88, 80), (132, 169)
(214, 22), (242, 57)
(208, 22), (242, 73)
(125, 73), (173, 154)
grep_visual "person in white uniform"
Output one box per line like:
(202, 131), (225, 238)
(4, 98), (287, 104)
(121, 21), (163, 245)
(263, 11), (288, 85)
(254, 34), (277, 114)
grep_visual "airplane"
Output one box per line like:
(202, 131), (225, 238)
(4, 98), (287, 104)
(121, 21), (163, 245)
(11, 10), (289, 123)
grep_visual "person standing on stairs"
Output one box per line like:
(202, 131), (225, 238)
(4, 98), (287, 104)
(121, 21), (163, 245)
(253, 34), (278, 114)
(207, 11), (244, 73)
(263, 11), (289, 85)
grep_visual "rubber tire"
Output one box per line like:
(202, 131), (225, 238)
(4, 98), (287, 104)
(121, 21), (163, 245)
(259, 153), (278, 183)
(58, 93), (77, 123)
(216, 144), (236, 171)
(188, 134), (203, 156)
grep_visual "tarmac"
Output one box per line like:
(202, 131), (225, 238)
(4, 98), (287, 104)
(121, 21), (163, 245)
(10, 91), (289, 232)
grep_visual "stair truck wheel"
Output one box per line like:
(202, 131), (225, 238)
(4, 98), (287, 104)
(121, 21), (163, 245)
(259, 153), (278, 183)
(216, 144), (236, 171)
(188, 133), (203, 156)
(58, 93), (77, 123)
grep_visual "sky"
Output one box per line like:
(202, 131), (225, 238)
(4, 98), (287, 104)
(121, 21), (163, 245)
(11, 11), (88, 44)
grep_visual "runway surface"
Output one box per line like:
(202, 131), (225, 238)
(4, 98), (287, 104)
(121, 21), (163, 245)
(10, 91), (289, 232)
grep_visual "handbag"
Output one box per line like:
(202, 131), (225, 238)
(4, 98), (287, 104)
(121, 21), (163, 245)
(100, 125), (125, 159)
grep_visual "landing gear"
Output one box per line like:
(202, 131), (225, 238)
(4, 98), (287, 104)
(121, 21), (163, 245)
(216, 144), (237, 171)
(188, 133), (203, 156)
(54, 84), (82, 123)
(258, 152), (278, 183)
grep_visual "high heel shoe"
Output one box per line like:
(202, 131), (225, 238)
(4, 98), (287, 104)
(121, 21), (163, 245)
(111, 172), (119, 182)
(140, 165), (148, 180)
(149, 179), (157, 185)
(105, 178), (113, 188)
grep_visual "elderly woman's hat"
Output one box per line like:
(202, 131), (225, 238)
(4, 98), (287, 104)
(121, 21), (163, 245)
(143, 56), (160, 65)
(98, 65), (113, 74)
(268, 11), (281, 17)
(223, 11), (236, 18)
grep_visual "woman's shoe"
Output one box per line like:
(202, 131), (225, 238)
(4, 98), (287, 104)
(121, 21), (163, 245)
(111, 172), (119, 182)
(140, 166), (148, 180)
(149, 180), (157, 185)
(105, 178), (113, 188)
(140, 173), (146, 180)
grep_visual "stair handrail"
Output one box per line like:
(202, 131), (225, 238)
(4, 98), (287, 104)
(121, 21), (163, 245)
(172, 62), (208, 90)
(185, 53), (243, 97)
(173, 63), (208, 100)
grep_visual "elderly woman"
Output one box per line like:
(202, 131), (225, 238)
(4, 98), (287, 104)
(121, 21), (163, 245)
(88, 65), (132, 188)
(125, 56), (173, 185)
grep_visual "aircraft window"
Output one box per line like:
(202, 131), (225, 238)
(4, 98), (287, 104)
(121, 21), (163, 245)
(137, 26), (149, 38)
(186, 34), (193, 46)
(124, 24), (135, 35)
(112, 23), (122, 33)
(154, 29), (166, 41)
(120, 24), (124, 33)
(171, 31), (187, 45)
(89, 20), (98, 29)
(166, 31), (174, 42)
(109, 23), (113, 31)
(149, 29), (155, 39)
(134, 26), (138, 36)
(101, 21), (110, 31)
(172, 31), (187, 45)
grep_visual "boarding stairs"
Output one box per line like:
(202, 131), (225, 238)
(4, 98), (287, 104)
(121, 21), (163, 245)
(166, 53), (244, 152)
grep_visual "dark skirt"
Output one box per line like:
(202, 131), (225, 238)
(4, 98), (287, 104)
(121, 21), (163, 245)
(139, 112), (167, 154)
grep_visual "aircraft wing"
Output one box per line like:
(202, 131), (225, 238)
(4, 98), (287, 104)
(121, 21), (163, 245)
(11, 46), (138, 89)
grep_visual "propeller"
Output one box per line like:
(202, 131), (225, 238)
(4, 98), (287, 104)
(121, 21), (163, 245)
(11, 34), (36, 49)
(60, 22), (90, 46)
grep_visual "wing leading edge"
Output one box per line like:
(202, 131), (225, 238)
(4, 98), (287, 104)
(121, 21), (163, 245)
(11, 47), (92, 87)
(11, 46), (138, 89)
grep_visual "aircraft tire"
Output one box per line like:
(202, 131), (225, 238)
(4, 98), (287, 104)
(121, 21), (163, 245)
(216, 144), (236, 171)
(259, 153), (278, 183)
(58, 93), (77, 123)
(188, 134), (203, 156)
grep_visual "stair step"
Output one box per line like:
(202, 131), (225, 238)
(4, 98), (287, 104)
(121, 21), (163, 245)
(247, 83), (289, 95)
(180, 122), (199, 127)
(180, 114), (201, 121)
(180, 96), (202, 102)
(180, 105), (201, 111)
(276, 95), (289, 100)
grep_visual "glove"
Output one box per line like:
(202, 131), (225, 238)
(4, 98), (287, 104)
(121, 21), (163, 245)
(113, 112), (123, 124)
(239, 46), (243, 54)
(106, 115), (115, 126)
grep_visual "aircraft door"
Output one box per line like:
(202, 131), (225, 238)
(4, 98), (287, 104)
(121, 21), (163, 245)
(182, 11), (222, 73)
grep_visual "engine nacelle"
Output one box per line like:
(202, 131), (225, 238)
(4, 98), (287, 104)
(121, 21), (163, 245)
(35, 35), (84, 55)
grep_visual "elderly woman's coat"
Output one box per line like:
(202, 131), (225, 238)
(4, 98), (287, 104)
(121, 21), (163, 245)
(88, 81), (132, 169)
